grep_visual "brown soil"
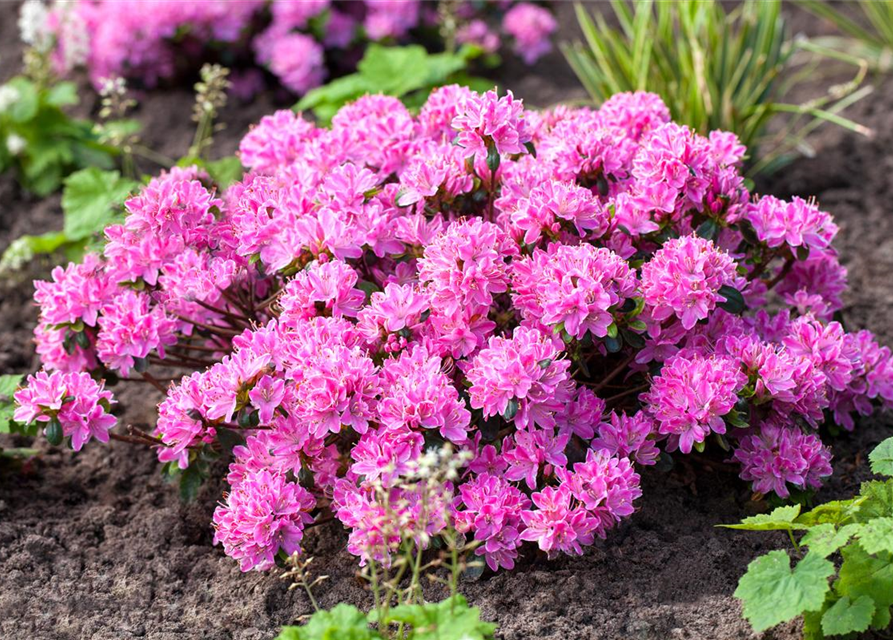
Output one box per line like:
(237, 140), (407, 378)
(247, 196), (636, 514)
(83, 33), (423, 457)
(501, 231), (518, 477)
(0, 3), (890, 640)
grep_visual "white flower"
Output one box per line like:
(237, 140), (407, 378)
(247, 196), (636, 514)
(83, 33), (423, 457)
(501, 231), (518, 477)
(18, 0), (52, 51)
(6, 134), (27, 156)
(0, 85), (21, 114)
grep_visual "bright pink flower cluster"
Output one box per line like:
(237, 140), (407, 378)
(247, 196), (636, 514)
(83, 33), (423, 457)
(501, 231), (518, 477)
(43, 1), (556, 96)
(14, 370), (116, 451)
(15, 88), (893, 574)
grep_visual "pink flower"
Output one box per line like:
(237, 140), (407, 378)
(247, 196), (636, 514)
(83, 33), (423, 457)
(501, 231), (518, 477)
(512, 243), (637, 339)
(641, 235), (740, 330)
(456, 20), (499, 55)
(418, 217), (518, 314)
(248, 375), (286, 424)
(255, 31), (325, 95)
(502, 426), (569, 490)
(502, 3), (556, 65)
(378, 346), (471, 443)
(95, 289), (178, 375)
(33, 254), (118, 328)
(745, 195), (838, 253)
(732, 418), (832, 498)
(278, 260), (366, 323)
(559, 448), (642, 530)
(239, 110), (319, 174)
(643, 353), (746, 454)
(212, 469), (316, 572)
(593, 411), (660, 466)
(520, 485), (596, 557)
(467, 327), (572, 430)
(14, 370), (117, 451)
(453, 89), (532, 159)
(454, 473), (530, 571)
(510, 180), (610, 244)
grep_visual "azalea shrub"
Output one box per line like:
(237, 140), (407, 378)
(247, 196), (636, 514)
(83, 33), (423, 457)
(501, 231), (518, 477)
(12, 86), (893, 575)
(33, 0), (557, 97)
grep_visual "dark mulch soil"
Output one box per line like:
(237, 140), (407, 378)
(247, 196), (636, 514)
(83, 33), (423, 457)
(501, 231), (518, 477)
(0, 3), (890, 639)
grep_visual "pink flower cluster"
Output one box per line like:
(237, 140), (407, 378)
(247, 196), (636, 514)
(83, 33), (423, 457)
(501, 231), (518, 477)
(43, 1), (556, 96)
(14, 370), (116, 451)
(15, 87), (893, 574)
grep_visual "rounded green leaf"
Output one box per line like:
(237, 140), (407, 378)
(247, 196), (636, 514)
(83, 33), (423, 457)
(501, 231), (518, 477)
(869, 437), (893, 477)
(734, 550), (834, 633)
(821, 596), (875, 636)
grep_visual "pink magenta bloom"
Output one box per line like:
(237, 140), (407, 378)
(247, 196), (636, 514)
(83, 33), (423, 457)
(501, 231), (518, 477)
(502, 3), (556, 64)
(520, 484), (596, 558)
(454, 473), (530, 571)
(14, 370), (116, 451)
(16, 84), (893, 574)
(745, 195), (838, 253)
(641, 235), (740, 330)
(512, 243), (637, 339)
(467, 326), (572, 430)
(453, 89), (532, 159)
(643, 353), (746, 454)
(212, 469), (316, 571)
(732, 418), (833, 498)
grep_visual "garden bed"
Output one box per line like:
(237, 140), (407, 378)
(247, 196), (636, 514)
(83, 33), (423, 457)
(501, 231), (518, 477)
(0, 3), (891, 639)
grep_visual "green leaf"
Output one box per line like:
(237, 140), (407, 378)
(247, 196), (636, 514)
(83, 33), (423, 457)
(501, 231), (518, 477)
(357, 44), (431, 97)
(856, 517), (893, 555)
(278, 604), (380, 640)
(869, 437), (893, 477)
(696, 218), (718, 240)
(179, 463), (206, 502)
(717, 285), (746, 314)
(801, 523), (861, 557)
(854, 480), (893, 522)
(486, 143), (500, 174)
(45, 82), (79, 108)
(836, 544), (893, 629)
(45, 417), (63, 446)
(5, 77), (39, 122)
(386, 596), (496, 640)
(0, 374), (23, 400)
(797, 499), (861, 527)
(821, 595), (875, 636)
(503, 398), (519, 421)
(0, 373), (22, 433)
(205, 156), (243, 189)
(61, 168), (138, 241)
(734, 550), (834, 633)
(721, 504), (806, 531)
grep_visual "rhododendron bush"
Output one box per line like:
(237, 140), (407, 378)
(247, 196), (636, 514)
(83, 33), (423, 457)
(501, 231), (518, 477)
(37, 0), (556, 96)
(14, 87), (893, 575)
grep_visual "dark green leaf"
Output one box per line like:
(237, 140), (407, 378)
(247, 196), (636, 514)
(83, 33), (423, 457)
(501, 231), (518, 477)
(503, 398), (519, 421)
(45, 418), (63, 446)
(717, 285), (746, 314)
(486, 143), (500, 174)
(696, 218), (718, 240)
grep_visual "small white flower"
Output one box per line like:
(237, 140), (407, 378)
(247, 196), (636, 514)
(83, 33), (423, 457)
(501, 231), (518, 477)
(7, 134), (27, 156)
(18, 0), (52, 51)
(0, 85), (21, 114)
